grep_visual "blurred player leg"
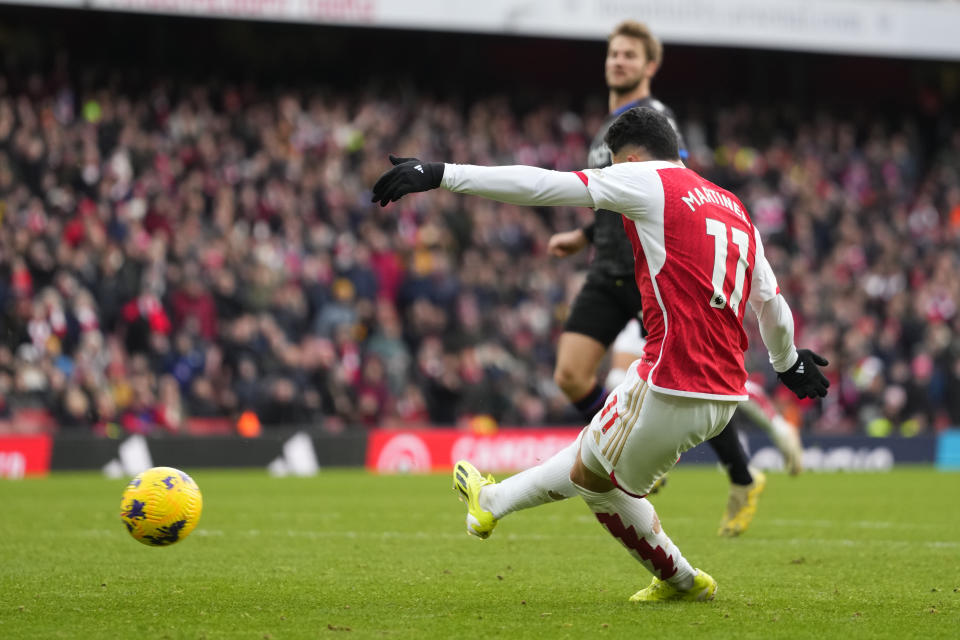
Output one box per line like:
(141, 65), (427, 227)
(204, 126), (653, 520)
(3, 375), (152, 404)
(709, 424), (766, 536)
(741, 380), (804, 475)
(554, 331), (610, 420)
(557, 276), (633, 420)
(707, 424), (755, 486)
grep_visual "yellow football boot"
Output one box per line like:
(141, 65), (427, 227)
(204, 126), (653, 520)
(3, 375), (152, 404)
(629, 570), (718, 602)
(718, 469), (767, 537)
(452, 460), (498, 539)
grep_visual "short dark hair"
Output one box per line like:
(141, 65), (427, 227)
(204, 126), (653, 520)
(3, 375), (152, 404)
(604, 107), (680, 160)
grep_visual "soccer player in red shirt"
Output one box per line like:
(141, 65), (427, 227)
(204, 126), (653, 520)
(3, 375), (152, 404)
(545, 20), (801, 536)
(372, 106), (828, 601)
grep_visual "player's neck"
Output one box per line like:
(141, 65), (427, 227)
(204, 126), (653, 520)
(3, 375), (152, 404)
(608, 85), (651, 114)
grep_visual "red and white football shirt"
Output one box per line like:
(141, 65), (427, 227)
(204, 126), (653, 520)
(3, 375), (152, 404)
(578, 161), (780, 400)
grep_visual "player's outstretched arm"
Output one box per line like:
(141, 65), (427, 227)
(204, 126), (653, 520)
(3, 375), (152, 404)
(372, 156), (595, 209)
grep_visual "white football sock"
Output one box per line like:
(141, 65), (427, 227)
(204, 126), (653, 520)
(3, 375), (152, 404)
(769, 414), (797, 449)
(737, 397), (775, 436)
(479, 438), (579, 519)
(739, 399), (799, 462)
(574, 484), (696, 590)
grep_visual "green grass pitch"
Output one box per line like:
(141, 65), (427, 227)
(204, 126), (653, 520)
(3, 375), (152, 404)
(2, 467), (959, 639)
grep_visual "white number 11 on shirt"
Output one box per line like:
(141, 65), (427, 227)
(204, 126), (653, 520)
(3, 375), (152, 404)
(705, 217), (749, 315)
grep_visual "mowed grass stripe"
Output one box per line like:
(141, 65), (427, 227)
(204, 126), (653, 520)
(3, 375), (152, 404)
(36, 526), (960, 550)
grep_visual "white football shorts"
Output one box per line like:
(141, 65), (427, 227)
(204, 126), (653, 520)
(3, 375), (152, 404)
(581, 363), (738, 497)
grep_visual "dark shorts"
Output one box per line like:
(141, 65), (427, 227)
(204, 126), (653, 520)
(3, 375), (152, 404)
(563, 272), (644, 347)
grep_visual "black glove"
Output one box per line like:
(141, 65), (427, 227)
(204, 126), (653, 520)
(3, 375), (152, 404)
(371, 155), (444, 206)
(778, 349), (830, 399)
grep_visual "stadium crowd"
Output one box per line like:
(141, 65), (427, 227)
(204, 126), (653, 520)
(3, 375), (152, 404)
(1, 68), (958, 436)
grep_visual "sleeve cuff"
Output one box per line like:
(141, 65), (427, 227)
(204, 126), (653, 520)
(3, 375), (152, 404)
(771, 346), (798, 373)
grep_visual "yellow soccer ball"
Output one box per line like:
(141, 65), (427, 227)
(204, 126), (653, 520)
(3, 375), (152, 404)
(120, 466), (203, 546)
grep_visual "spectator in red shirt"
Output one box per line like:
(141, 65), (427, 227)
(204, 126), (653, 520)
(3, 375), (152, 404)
(170, 262), (218, 341)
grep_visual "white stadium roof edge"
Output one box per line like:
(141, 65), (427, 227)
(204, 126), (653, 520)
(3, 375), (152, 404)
(7, 0), (960, 61)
